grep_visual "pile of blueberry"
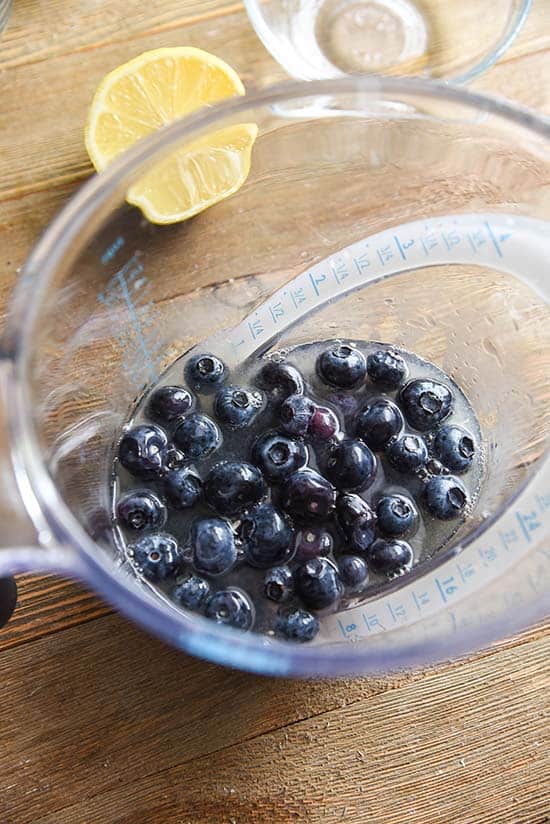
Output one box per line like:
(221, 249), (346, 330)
(114, 343), (478, 643)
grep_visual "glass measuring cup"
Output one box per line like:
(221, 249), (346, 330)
(1, 77), (548, 676)
(244, 0), (532, 82)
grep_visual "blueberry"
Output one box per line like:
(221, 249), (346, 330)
(366, 348), (408, 388)
(238, 503), (295, 568)
(214, 386), (264, 429)
(387, 433), (428, 474)
(400, 379), (453, 431)
(367, 539), (414, 577)
(278, 609), (319, 642)
(317, 343), (367, 388)
(116, 489), (167, 532)
(252, 432), (308, 482)
(433, 425), (476, 473)
(282, 469), (336, 522)
(324, 439), (377, 491)
(426, 458), (444, 476)
(173, 413), (221, 460)
(338, 555), (369, 590)
(336, 493), (374, 534)
(336, 494), (377, 554)
(307, 406), (340, 442)
(130, 532), (181, 581)
(257, 361), (305, 399)
(191, 517), (237, 576)
(163, 466), (202, 510)
(264, 566), (294, 602)
(173, 574), (211, 611)
(295, 557), (341, 610)
(294, 528), (334, 562)
(185, 353), (226, 392)
(118, 424), (168, 479)
(162, 445), (187, 471)
(349, 518), (378, 554)
(205, 589), (254, 631)
(148, 385), (193, 422)
(423, 475), (469, 520)
(356, 399), (404, 451)
(376, 494), (419, 538)
(279, 394), (316, 438)
(204, 461), (267, 517)
(327, 391), (361, 424)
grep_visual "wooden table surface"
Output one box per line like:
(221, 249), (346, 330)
(1, 2), (549, 822)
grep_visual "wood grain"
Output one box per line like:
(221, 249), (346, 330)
(0, 613), (547, 824)
(0, 1), (549, 822)
(0, 575), (111, 652)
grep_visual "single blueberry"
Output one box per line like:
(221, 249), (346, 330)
(338, 555), (369, 590)
(336, 493), (375, 534)
(367, 539), (414, 577)
(294, 528), (334, 562)
(204, 461), (267, 517)
(214, 386), (265, 429)
(281, 468), (336, 522)
(131, 532), (182, 581)
(423, 475), (469, 520)
(400, 379), (453, 431)
(366, 348), (408, 388)
(173, 413), (221, 460)
(185, 353), (226, 393)
(376, 494), (419, 538)
(118, 424), (168, 479)
(163, 466), (202, 510)
(238, 503), (295, 568)
(426, 458), (444, 476)
(433, 425), (476, 473)
(278, 609), (319, 643)
(116, 489), (167, 532)
(349, 517), (378, 554)
(356, 399), (404, 451)
(317, 343), (367, 388)
(173, 574), (211, 611)
(387, 433), (428, 474)
(148, 385), (193, 423)
(307, 406), (340, 442)
(162, 445), (187, 471)
(279, 394), (316, 438)
(252, 432), (308, 482)
(256, 361), (305, 399)
(327, 391), (361, 424)
(324, 439), (377, 491)
(295, 557), (341, 610)
(205, 589), (254, 631)
(191, 517), (237, 576)
(263, 565), (294, 603)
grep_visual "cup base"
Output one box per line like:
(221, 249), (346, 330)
(316, 0), (429, 75)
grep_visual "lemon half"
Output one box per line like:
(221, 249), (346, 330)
(85, 47), (257, 224)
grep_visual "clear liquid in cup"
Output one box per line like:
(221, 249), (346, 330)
(112, 338), (484, 641)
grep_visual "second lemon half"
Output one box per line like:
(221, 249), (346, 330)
(85, 47), (258, 224)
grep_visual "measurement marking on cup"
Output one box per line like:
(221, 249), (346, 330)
(98, 252), (164, 388)
(484, 220), (503, 257)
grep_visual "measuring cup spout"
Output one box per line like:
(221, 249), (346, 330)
(0, 359), (80, 578)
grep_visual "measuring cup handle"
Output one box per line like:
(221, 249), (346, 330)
(0, 359), (80, 579)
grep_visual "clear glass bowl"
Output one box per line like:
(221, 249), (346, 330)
(1, 77), (549, 677)
(244, 0), (532, 82)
